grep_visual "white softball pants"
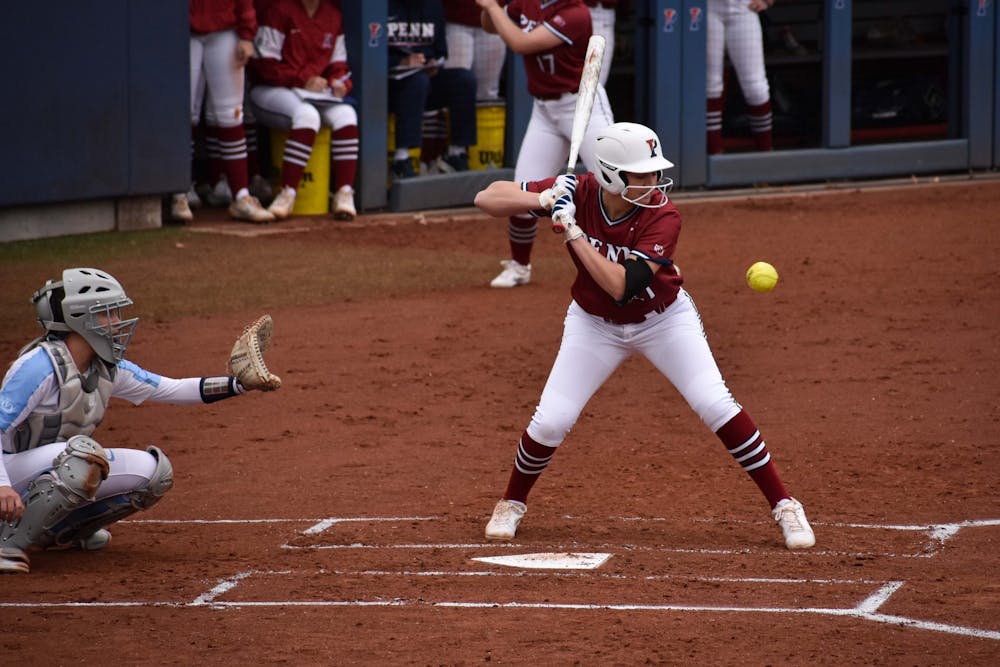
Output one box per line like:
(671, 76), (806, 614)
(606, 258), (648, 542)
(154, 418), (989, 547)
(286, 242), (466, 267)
(3, 443), (157, 499)
(588, 5), (616, 87)
(190, 29), (246, 128)
(706, 0), (770, 104)
(249, 86), (358, 132)
(526, 291), (743, 447)
(444, 23), (507, 101)
(513, 86), (615, 182)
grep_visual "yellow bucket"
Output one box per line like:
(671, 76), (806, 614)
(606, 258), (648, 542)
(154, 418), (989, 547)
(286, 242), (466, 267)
(469, 103), (505, 170)
(269, 127), (330, 215)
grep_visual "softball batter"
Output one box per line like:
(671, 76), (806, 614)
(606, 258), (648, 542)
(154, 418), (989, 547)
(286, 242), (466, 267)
(477, 0), (615, 288)
(474, 122), (815, 549)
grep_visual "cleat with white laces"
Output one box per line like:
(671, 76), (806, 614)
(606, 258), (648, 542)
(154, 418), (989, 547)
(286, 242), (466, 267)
(0, 547), (30, 574)
(490, 260), (531, 288)
(229, 194), (275, 222)
(772, 498), (816, 549)
(332, 187), (356, 221)
(485, 499), (527, 540)
(170, 193), (194, 222)
(268, 186), (297, 219)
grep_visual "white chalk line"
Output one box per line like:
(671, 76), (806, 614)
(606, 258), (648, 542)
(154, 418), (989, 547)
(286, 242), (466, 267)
(3, 571), (997, 641)
(10, 516), (996, 641)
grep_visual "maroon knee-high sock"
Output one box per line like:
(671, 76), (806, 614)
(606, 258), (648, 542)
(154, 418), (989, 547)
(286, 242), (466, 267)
(747, 100), (773, 152)
(502, 432), (557, 504)
(715, 409), (789, 507)
(330, 125), (359, 191)
(215, 124), (249, 194)
(508, 216), (537, 266)
(706, 96), (725, 155)
(245, 123), (261, 178)
(281, 127), (316, 191)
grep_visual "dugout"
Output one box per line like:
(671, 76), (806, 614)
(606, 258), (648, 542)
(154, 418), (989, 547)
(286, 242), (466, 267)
(0, 1), (996, 238)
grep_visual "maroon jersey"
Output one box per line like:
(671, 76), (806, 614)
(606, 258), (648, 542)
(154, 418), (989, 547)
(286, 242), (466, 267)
(505, 0), (593, 99)
(526, 173), (684, 323)
(444, 0), (502, 26)
(253, 0), (351, 93)
(190, 0), (258, 40)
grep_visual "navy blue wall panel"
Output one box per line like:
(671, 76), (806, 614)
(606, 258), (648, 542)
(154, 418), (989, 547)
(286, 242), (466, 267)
(128, 1), (190, 195)
(0, 2), (188, 207)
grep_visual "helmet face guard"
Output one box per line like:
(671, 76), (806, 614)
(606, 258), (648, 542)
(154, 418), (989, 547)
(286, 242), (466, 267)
(594, 122), (675, 207)
(620, 173), (675, 209)
(33, 268), (138, 363)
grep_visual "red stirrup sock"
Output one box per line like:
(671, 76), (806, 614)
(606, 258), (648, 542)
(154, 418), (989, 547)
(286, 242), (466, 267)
(502, 432), (557, 504)
(706, 96), (725, 154)
(747, 100), (773, 152)
(508, 216), (537, 266)
(331, 125), (359, 191)
(715, 410), (789, 508)
(280, 127), (317, 191)
(215, 124), (249, 194)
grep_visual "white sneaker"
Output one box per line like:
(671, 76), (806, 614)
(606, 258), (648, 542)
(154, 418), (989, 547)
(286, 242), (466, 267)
(490, 260), (531, 288)
(772, 498), (816, 549)
(204, 177), (233, 206)
(485, 499), (527, 540)
(170, 193), (193, 222)
(0, 547), (29, 574)
(268, 186), (297, 219)
(249, 174), (274, 205)
(77, 528), (111, 551)
(229, 194), (275, 222)
(332, 187), (356, 221)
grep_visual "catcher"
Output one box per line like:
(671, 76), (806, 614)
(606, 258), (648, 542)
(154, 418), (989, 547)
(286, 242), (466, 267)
(0, 267), (280, 574)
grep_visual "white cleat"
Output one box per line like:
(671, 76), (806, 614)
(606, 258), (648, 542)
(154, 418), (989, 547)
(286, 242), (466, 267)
(772, 498), (816, 549)
(490, 260), (531, 288)
(485, 499), (527, 540)
(268, 186), (297, 220)
(170, 193), (194, 222)
(229, 194), (275, 223)
(332, 186), (356, 221)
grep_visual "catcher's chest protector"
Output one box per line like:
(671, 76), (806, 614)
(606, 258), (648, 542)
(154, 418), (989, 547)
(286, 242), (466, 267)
(13, 341), (114, 452)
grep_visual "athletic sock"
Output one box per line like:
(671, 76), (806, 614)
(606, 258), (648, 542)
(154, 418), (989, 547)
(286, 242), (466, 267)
(281, 127), (316, 191)
(508, 216), (537, 266)
(502, 432), (557, 504)
(706, 96), (725, 154)
(215, 124), (250, 194)
(747, 100), (773, 151)
(715, 409), (789, 507)
(331, 125), (359, 192)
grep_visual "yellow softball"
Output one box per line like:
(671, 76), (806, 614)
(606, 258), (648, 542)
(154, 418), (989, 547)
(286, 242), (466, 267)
(746, 261), (779, 293)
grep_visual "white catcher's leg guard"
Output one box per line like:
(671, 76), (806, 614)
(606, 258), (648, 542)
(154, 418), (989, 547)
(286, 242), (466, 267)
(50, 446), (173, 548)
(0, 435), (110, 571)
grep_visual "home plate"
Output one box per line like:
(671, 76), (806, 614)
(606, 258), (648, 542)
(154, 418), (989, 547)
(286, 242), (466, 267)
(472, 552), (612, 570)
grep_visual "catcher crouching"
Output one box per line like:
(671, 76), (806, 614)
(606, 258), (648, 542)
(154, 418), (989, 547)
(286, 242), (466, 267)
(0, 268), (281, 574)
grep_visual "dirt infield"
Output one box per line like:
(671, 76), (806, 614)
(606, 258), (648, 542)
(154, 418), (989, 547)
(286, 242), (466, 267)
(1, 179), (999, 665)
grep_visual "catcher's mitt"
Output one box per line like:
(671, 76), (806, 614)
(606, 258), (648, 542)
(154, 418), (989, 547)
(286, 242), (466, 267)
(227, 314), (282, 391)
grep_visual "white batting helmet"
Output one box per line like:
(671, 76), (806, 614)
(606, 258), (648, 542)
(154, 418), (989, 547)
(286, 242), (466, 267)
(32, 268), (138, 364)
(594, 122), (674, 207)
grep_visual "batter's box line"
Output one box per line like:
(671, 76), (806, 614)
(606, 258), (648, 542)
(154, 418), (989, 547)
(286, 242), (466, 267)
(196, 574), (1000, 641)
